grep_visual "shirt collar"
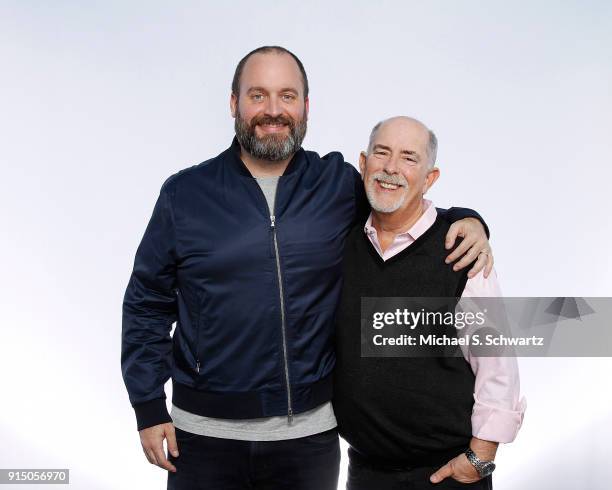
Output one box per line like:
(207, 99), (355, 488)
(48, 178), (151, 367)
(364, 199), (437, 240)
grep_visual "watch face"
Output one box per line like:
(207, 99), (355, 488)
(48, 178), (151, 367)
(480, 462), (496, 477)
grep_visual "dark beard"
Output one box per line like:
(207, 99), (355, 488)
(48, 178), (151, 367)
(234, 108), (307, 162)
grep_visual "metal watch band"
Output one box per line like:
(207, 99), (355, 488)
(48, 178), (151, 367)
(465, 448), (496, 477)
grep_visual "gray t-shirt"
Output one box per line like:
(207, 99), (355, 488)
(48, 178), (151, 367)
(171, 175), (337, 441)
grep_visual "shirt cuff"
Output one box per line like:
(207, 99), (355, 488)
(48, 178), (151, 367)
(471, 394), (527, 443)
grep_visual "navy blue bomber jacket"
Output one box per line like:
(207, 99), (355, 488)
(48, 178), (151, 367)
(121, 138), (488, 431)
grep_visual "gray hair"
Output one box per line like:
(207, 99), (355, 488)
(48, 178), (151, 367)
(367, 117), (438, 168)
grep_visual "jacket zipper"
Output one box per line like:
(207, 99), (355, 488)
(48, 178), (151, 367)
(195, 291), (202, 374)
(177, 288), (201, 375)
(270, 214), (293, 423)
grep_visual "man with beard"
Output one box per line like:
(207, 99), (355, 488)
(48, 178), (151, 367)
(121, 46), (493, 490)
(333, 116), (525, 490)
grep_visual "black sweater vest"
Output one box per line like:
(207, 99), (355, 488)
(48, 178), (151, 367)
(333, 214), (475, 467)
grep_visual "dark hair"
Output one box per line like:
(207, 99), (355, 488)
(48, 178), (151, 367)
(231, 46), (309, 99)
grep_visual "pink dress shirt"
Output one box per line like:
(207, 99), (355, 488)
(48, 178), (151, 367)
(363, 199), (527, 443)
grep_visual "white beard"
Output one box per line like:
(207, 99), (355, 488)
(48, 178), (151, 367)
(365, 174), (409, 213)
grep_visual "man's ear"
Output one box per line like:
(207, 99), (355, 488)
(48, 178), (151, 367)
(230, 93), (238, 118)
(304, 97), (309, 118)
(359, 151), (367, 180)
(423, 167), (440, 195)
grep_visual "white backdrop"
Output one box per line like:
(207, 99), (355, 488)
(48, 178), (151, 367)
(1, 1), (611, 489)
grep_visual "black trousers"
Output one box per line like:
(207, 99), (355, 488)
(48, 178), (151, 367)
(347, 449), (493, 490)
(167, 427), (340, 490)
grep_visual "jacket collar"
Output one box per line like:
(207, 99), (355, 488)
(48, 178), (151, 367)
(225, 136), (307, 178)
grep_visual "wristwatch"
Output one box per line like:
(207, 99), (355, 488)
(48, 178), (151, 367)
(465, 448), (496, 477)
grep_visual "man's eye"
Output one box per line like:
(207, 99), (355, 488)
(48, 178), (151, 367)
(282, 94), (296, 101)
(252, 94), (264, 101)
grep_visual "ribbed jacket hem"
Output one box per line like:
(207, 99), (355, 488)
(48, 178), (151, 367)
(172, 375), (333, 419)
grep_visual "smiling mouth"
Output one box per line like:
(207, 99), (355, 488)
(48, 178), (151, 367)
(376, 179), (404, 190)
(258, 123), (289, 133)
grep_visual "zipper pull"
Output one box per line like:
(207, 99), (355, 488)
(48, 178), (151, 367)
(196, 360), (200, 374)
(288, 407), (294, 424)
(270, 215), (276, 228)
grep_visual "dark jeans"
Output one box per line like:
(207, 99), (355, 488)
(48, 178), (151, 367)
(167, 427), (340, 490)
(347, 449), (493, 490)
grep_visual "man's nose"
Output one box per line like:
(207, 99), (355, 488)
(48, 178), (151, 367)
(264, 96), (282, 117)
(383, 156), (400, 174)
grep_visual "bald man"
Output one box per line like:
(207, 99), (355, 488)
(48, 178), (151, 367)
(333, 117), (525, 490)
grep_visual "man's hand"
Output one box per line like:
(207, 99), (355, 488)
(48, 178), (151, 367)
(445, 217), (494, 278)
(139, 422), (179, 473)
(430, 437), (498, 484)
(429, 452), (480, 484)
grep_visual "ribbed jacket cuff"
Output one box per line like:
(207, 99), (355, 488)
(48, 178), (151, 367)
(133, 398), (172, 431)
